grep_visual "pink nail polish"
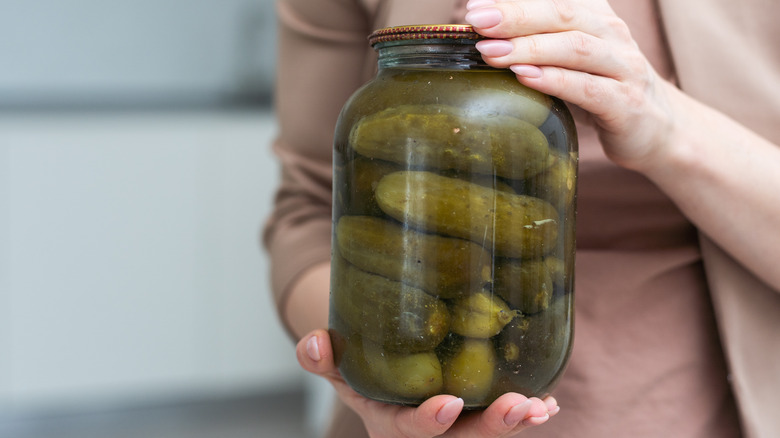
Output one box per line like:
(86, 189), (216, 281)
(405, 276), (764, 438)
(522, 413), (550, 426)
(435, 398), (464, 424)
(511, 64), (543, 78)
(465, 8), (502, 29)
(475, 40), (514, 57)
(466, 0), (496, 11)
(306, 336), (321, 361)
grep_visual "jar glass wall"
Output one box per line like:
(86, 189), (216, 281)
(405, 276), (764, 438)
(329, 25), (577, 408)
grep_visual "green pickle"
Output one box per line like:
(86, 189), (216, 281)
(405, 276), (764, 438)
(378, 69), (553, 127)
(329, 24), (576, 409)
(449, 290), (518, 338)
(331, 259), (450, 352)
(442, 338), (497, 406)
(375, 171), (560, 258)
(525, 151), (577, 211)
(335, 156), (401, 216)
(338, 335), (444, 403)
(336, 215), (491, 299)
(351, 104), (554, 180)
(493, 257), (558, 314)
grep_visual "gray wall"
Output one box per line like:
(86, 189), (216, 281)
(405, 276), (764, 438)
(0, 0), (277, 106)
(0, 0), (305, 417)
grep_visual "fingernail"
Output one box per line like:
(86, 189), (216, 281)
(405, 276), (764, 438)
(436, 398), (464, 425)
(510, 64), (543, 78)
(549, 405), (561, 416)
(466, 0), (496, 11)
(306, 336), (321, 361)
(522, 413), (550, 426)
(504, 400), (532, 426)
(475, 39), (514, 57)
(465, 8), (502, 29)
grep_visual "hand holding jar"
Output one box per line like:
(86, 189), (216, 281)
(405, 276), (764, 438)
(297, 329), (559, 438)
(466, 0), (677, 172)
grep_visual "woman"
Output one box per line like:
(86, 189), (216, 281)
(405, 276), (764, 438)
(263, 0), (780, 437)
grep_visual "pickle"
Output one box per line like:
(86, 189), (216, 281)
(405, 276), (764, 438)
(493, 258), (554, 314)
(450, 290), (518, 338)
(468, 174), (516, 194)
(525, 151), (577, 211)
(445, 73), (552, 127)
(336, 215), (491, 299)
(350, 104), (554, 179)
(331, 260), (450, 352)
(398, 70), (553, 126)
(442, 338), (496, 405)
(375, 171), (560, 258)
(369, 344), (443, 401)
(545, 256), (567, 291)
(337, 156), (401, 216)
(338, 335), (443, 404)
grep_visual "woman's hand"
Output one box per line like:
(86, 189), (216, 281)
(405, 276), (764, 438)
(465, 0), (678, 172)
(297, 329), (559, 438)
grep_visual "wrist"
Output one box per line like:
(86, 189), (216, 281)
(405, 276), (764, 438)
(624, 81), (698, 183)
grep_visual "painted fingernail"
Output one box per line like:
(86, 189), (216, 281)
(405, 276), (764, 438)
(510, 64), (543, 78)
(466, 0), (496, 10)
(475, 40), (514, 57)
(465, 8), (502, 29)
(306, 336), (321, 361)
(522, 413), (550, 426)
(504, 400), (532, 426)
(436, 398), (464, 424)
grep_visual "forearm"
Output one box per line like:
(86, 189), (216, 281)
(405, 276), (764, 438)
(265, 0), (372, 339)
(283, 262), (331, 340)
(639, 84), (780, 290)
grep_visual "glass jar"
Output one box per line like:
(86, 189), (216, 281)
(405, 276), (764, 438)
(329, 24), (577, 409)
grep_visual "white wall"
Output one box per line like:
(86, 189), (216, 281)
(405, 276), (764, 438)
(0, 109), (302, 413)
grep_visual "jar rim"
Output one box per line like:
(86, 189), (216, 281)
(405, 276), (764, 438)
(368, 24), (482, 47)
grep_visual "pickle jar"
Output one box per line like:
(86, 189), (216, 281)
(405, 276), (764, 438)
(329, 24), (577, 409)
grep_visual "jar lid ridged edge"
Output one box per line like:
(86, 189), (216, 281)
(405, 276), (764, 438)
(368, 24), (481, 46)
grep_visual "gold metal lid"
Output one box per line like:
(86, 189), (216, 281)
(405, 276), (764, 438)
(368, 24), (482, 47)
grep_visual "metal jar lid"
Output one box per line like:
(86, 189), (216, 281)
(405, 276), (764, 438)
(368, 24), (482, 47)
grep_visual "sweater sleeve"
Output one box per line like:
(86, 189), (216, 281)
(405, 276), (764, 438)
(262, 0), (375, 325)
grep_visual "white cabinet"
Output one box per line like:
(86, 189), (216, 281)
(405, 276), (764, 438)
(0, 109), (302, 412)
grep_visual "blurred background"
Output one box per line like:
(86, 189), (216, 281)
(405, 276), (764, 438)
(0, 0), (326, 437)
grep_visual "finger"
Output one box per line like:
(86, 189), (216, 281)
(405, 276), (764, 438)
(475, 31), (630, 79)
(445, 394), (552, 438)
(387, 396), (464, 438)
(298, 332), (465, 438)
(518, 66), (611, 118)
(465, 0), (616, 39)
(520, 397), (552, 427)
(296, 330), (365, 404)
(511, 64), (636, 119)
(296, 329), (340, 379)
(544, 396), (561, 417)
